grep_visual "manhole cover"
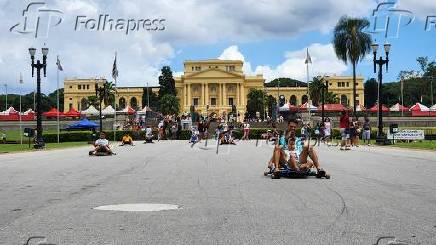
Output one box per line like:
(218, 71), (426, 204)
(93, 203), (180, 212)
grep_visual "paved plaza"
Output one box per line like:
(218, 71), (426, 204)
(1, 141), (436, 244)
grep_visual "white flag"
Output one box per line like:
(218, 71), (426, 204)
(304, 48), (312, 64)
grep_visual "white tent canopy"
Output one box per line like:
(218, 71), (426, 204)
(430, 104), (436, 111)
(102, 105), (115, 115)
(356, 104), (366, 112)
(409, 103), (430, 112)
(22, 109), (35, 115)
(0, 106), (18, 115)
(82, 105), (99, 116)
(137, 106), (152, 114)
(301, 102), (317, 111)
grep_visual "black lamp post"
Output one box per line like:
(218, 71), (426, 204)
(371, 42), (391, 145)
(95, 82), (106, 132)
(320, 78), (329, 124)
(29, 47), (48, 149)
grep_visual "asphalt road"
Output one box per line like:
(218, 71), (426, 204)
(0, 140), (435, 245)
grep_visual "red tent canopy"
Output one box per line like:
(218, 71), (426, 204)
(369, 104), (389, 112)
(43, 108), (64, 118)
(317, 104), (347, 112)
(64, 107), (81, 118)
(121, 106), (136, 115)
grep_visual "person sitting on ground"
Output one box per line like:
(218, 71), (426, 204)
(265, 118), (328, 175)
(145, 125), (154, 143)
(190, 125), (200, 143)
(90, 132), (114, 155)
(121, 134), (133, 146)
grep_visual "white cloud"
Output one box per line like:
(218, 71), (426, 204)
(217, 44), (348, 82)
(397, 0), (436, 20)
(0, 0), (377, 93)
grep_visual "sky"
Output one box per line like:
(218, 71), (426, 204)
(0, 0), (435, 95)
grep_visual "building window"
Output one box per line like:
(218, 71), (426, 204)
(228, 98), (234, 106)
(69, 86), (72, 89)
(87, 85), (90, 89)
(192, 66), (194, 71)
(78, 85), (81, 89)
(69, 98), (72, 100)
(346, 82), (349, 87)
(193, 98), (199, 106)
(69, 103), (72, 110)
(195, 66), (201, 71)
(337, 82), (341, 87)
(229, 65), (235, 71)
(211, 98), (217, 106)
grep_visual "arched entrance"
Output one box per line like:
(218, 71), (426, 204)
(130, 97), (138, 109)
(340, 95), (348, 106)
(289, 95), (297, 105)
(119, 97), (126, 109)
(301, 95), (308, 104)
(80, 98), (87, 110)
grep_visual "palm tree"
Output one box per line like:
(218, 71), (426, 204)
(333, 16), (372, 115)
(102, 81), (116, 107)
(309, 77), (325, 106)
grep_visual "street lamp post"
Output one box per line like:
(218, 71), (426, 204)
(29, 47), (48, 149)
(371, 42), (391, 145)
(320, 78), (329, 124)
(95, 82), (106, 132)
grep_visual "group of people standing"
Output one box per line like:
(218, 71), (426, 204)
(339, 110), (372, 150)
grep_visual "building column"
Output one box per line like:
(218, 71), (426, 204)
(219, 83), (222, 106)
(223, 83), (227, 107)
(205, 83), (209, 106)
(187, 83), (192, 106)
(201, 83), (205, 106)
(183, 84), (186, 107)
(240, 84), (244, 106)
(236, 83), (240, 107)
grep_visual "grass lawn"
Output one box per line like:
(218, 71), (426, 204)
(391, 141), (436, 151)
(0, 142), (90, 154)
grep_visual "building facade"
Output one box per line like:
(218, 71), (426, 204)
(174, 59), (264, 116)
(63, 78), (147, 112)
(266, 75), (365, 107)
(63, 60), (364, 114)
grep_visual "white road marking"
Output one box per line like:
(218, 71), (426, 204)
(93, 203), (180, 212)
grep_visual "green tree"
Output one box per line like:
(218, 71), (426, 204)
(266, 77), (306, 87)
(158, 66), (176, 98)
(364, 78), (378, 107)
(159, 94), (180, 115)
(324, 92), (339, 104)
(308, 77), (324, 106)
(246, 89), (267, 119)
(87, 96), (98, 108)
(142, 87), (160, 110)
(266, 95), (277, 118)
(103, 81), (116, 106)
(333, 16), (372, 114)
(47, 88), (64, 111)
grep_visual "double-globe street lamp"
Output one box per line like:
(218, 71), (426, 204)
(29, 47), (48, 149)
(95, 82), (108, 132)
(371, 42), (391, 145)
(320, 77), (329, 124)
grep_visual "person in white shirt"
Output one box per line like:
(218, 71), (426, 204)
(243, 122), (250, 140)
(90, 132), (113, 155)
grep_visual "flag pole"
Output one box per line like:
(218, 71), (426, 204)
(56, 55), (60, 143)
(113, 52), (118, 142)
(19, 73), (23, 145)
(401, 78), (404, 117)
